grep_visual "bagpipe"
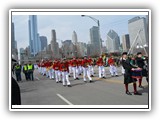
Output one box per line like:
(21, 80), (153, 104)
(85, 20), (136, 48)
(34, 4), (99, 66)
(131, 68), (142, 79)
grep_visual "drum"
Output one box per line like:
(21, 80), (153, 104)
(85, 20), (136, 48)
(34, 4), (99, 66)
(131, 69), (142, 79)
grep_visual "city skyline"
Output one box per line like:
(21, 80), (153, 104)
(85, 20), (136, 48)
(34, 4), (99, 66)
(12, 15), (146, 54)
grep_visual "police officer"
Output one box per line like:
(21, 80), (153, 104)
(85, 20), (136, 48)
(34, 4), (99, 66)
(28, 61), (34, 81)
(23, 63), (29, 81)
(14, 63), (22, 82)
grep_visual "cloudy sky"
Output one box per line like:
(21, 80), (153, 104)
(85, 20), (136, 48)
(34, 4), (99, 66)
(12, 14), (146, 52)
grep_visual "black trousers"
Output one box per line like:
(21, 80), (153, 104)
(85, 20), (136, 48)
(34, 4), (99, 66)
(15, 72), (22, 81)
(24, 72), (29, 80)
(28, 71), (34, 81)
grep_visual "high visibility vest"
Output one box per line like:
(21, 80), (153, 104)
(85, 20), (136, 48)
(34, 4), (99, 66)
(28, 64), (33, 70)
(24, 65), (28, 71)
(15, 65), (20, 70)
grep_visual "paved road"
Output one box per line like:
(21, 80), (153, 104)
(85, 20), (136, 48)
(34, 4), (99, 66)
(16, 67), (149, 106)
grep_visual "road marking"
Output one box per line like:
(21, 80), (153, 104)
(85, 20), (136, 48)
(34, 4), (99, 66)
(57, 94), (73, 105)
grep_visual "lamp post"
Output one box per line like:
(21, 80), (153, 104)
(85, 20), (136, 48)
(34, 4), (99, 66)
(81, 15), (102, 55)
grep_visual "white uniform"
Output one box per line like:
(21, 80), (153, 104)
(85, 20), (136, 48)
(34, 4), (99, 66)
(109, 65), (118, 76)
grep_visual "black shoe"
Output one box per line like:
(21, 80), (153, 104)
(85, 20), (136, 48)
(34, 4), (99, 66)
(68, 75), (71, 77)
(102, 76), (106, 79)
(76, 78), (79, 80)
(134, 92), (142, 95)
(126, 91), (132, 95)
(79, 74), (81, 75)
(67, 85), (72, 87)
(89, 80), (93, 83)
(115, 75), (118, 77)
(59, 81), (62, 83)
(139, 85), (144, 89)
(56, 81), (59, 83)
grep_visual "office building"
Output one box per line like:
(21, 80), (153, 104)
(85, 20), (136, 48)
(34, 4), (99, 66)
(28, 15), (40, 56)
(50, 29), (60, 58)
(122, 34), (130, 52)
(40, 36), (48, 51)
(106, 29), (120, 53)
(90, 26), (101, 56)
(128, 16), (148, 54)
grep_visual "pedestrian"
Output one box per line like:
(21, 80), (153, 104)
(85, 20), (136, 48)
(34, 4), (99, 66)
(96, 55), (106, 79)
(82, 56), (92, 83)
(14, 63), (22, 82)
(108, 55), (118, 77)
(60, 58), (71, 87)
(28, 61), (34, 81)
(11, 55), (21, 105)
(121, 52), (142, 95)
(23, 63), (29, 81)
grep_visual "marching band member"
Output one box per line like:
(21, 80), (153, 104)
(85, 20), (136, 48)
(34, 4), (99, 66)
(135, 52), (148, 88)
(68, 59), (72, 77)
(121, 52), (142, 95)
(48, 59), (54, 80)
(60, 58), (71, 87)
(53, 59), (62, 83)
(88, 56), (94, 77)
(77, 58), (82, 76)
(45, 59), (50, 78)
(108, 55), (118, 77)
(41, 60), (45, 76)
(82, 56), (92, 83)
(96, 55), (106, 79)
(71, 57), (79, 80)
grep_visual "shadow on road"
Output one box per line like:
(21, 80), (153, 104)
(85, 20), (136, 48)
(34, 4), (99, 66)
(137, 85), (149, 94)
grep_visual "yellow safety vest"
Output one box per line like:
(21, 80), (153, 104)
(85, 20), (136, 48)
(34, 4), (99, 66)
(15, 65), (20, 70)
(24, 65), (28, 71)
(28, 64), (33, 70)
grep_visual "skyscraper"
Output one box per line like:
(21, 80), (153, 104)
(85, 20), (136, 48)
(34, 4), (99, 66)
(51, 29), (59, 58)
(62, 40), (74, 58)
(40, 36), (48, 51)
(106, 29), (120, 53)
(11, 22), (15, 50)
(90, 26), (101, 56)
(11, 22), (18, 60)
(122, 34), (130, 52)
(28, 15), (40, 56)
(128, 16), (148, 54)
(72, 31), (78, 45)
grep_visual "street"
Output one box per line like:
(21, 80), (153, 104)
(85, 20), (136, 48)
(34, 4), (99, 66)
(17, 67), (149, 106)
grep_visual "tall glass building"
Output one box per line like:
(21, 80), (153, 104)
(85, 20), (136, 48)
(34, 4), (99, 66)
(90, 26), (101, 56)
(106, 29), (120, 53)
(28, 15), (40, 56)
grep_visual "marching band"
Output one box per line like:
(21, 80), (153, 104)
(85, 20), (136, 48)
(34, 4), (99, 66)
(26, 52), (148, 95)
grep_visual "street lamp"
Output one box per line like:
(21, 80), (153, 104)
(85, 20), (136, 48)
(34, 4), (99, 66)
(81, 15), (102, 55)
(81, 15), (100, 27)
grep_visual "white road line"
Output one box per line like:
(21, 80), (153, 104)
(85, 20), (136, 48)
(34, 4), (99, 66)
(57, 94), (73, 105)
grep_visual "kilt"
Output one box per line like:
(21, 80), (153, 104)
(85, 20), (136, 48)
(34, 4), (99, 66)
(124, 74), (137, 84)
(131, 69), (142, 79)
